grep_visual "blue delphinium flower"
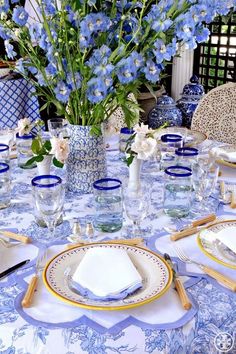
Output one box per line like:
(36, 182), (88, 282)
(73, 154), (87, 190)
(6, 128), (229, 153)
(67, 72), (82, 90)
(194, 25), (210, 43)
(80, 13), (111, 37)
(175, 14), (196, 44)
(0, 0), (9, 13)
(12, 6), (29, 26)
(67, 8), (80, 27)
(54, 81), (71, 103)
(36, 72), (47, 86)
(153, 39), (177, 64)
(4, 40), (16, 59)
(143, 59), (161, 83)
(130, 51), (144, 70)
(43, 0), (56, 16)
(116, 57), (138, 84)
(45, 62), (58, 78)
(0, 25), (10, 40)
(87, 77), (108, 103)
(28, 22), (43, 43)
(15, 58), (26, 75)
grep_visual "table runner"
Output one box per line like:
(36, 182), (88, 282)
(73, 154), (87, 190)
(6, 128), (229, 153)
(0, 142), (235, 353)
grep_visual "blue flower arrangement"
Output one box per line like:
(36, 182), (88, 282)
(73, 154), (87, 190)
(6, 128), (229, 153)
(0, 0), (235, 132)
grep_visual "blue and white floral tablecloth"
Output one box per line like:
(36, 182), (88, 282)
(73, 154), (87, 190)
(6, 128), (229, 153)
(0, 78), (40, 129)
(0, 144), (236, 354)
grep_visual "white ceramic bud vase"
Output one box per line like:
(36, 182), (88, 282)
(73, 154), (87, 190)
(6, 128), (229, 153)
(36, 155), (52, 175)
(128, 157), (142, 191)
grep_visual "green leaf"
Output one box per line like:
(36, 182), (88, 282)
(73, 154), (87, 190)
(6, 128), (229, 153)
(126, 154), (134, 167)
(35, 155), (44, 162)
(53, 157), (64, 168)
(25, 156), (37, 166)
(31, 138), (41, 155)
(44, 140), (52, 152)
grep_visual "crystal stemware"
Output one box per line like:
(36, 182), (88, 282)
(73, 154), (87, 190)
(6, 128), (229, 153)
(192, 160), (219, 212)
(47, 118), (68, 138)
(123, 186), (150, 238)
(31, 175), (65, 256)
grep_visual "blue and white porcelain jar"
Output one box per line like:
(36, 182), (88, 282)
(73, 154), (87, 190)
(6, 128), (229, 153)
(148, 94), (182, 129)
(67, 125), (107, 193)
(177, 75), (205, 128)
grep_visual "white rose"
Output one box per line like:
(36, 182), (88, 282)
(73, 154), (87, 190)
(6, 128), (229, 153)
(16, 117), (32, 136)
(50, 136), (69, 163)
(131, 136), (157, 160)
(133, 123), (151, 136)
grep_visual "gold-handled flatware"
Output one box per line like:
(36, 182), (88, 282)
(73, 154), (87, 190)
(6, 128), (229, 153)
(0, 230), (30, 244)
(164, 253), (192, 310)
(66, 237), (144, 249)
(174, 245), (236, 292)
(21, 250), (45, 308)
(170, 214), (217, 241)
(230, 187), (236, 209)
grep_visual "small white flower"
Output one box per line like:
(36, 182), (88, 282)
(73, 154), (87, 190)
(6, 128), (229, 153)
(1, 12), (7, 20)
(131, 136), (157, 160)
(16, 117), (32, 136)
(133, 123), (153, 136)
(50, 136), (69, 163)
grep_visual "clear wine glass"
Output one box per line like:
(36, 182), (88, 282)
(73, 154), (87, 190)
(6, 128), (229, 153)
(192, 160), (219, 212)
(123, 186), (150, 238)
(31, 175), (65, 257)
(47, 118), (68, 138)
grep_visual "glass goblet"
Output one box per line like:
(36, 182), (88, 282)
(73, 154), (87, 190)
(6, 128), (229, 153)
(123, 186), (150, 238)
(31, 175), (65, 256)
(192, 161), (219, 213)
(47, 118), (68, 138)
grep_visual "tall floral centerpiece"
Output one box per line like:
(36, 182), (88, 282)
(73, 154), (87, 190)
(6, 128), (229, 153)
(0, 0), (235, 192)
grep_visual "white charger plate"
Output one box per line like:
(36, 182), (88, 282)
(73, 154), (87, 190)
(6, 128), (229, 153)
(43, 243), (172, 311)
(197, 220), (236, 269)
(158, 127), (207, 147)
(215, 145), (236, 168)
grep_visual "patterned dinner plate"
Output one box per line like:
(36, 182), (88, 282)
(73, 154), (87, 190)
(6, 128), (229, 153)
(197, 220), (236, 269)
(215, 145), (236, 168)
(159, 127), (207, 147)
(43, 243), (172, 310)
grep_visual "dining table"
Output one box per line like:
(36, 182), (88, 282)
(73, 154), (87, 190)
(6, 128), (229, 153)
(0, 76), (40, 129)
(0, 136), (236, 354)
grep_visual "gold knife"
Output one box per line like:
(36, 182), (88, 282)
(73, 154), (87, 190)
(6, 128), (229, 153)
(164, 253), (192, 310)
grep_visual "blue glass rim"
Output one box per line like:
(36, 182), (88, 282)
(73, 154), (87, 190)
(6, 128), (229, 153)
(164, 166), (192, 177)
(0, 162), (9, 173)
(31, 175), (62, 188)
(161, 134), (182, 143)
(16, 132), (34, 140)
(175, 147), (198, 156)
(93, 178), (122, 190)
(0, 143), (9, 152)
(120, 127), (134, 134)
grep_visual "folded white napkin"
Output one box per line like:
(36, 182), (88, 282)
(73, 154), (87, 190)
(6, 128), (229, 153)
(201, 226), (236, 254)
(211, 146), (236, 163)
(72, 247), (142, 298)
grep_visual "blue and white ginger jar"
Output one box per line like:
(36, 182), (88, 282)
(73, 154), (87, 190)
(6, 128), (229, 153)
(148, 94), (182, 129)
(67, 125), (107, 193)
(177, 75), (205, 128)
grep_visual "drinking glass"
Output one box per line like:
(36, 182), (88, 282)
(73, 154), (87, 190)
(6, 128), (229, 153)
(192, 160), (219, 212)
(0, 162), (11, 209)
(160, 134), (183, 170)
(31, 175), (65, 250)
(48, 118), (68, 138)
(0, 144), (10, 163)
(123, 186), (150, 237)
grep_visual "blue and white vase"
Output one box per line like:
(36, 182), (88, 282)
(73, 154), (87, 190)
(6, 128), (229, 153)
(67, 125), (107, 193)
(148, 94), (182, 129)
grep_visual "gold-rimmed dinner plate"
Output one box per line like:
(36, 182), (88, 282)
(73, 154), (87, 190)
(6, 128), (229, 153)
(43, 243), (172, 311)
(159, 127), (207, 147)
(215, 145), (236, 168)
(197, 220), (236, 269)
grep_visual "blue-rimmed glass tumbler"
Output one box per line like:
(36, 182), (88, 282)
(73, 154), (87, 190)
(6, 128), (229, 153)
(119, 127), (134, 153)
(31, 175), (65, 244)
(93, 178), (123, 232)
(163, 166), (192, 218)
(16, 133), (36, 169)
(0, 144), (10, 163)
(0, 162), (11, 209)
(160, 134), (183, 170)
(175, 147), (198, 168)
